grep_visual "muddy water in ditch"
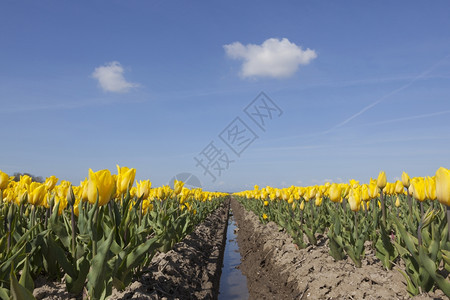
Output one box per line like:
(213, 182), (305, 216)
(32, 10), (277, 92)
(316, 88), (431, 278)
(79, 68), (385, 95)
(218, 209), (249, 300)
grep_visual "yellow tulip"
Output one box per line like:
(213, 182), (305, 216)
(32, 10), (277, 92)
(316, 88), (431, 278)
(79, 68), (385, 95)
(19, 175), (32, 187)
(368, 183), (379, 199)
(394, 180), (404, 194)
(137, 180), (152, 199)
(87, 169), (115, 206)
(262, 213), (268, 220)
(264, 200), (269, 206)
(435, 167), (450, 206)
(116, 165), (136, 195)
(174, 180), (184, 195)
(80, 178), (89, 202)
(0, 170), (9, 190)
(300, 200), (305, 211)
(329, 183), (342, 203)
(28, 182), (45, 206)
(315, 196), (323, 207)
(402, 172), (410, 188)
(349, 179), (359, 188)
(341, 184), (350, 198)
(377, 171), (387, 189)
(411, 177), (426, 202)
(348, 189), (361, 212)
(395, 196), (401, 208)
(44, 176), (59, 191)
(288, 195), (294, 204)
(361, 184), (370, 201)
(425, 176), (436, 200)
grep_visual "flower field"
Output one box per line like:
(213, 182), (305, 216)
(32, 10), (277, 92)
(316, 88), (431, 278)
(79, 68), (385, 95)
(0, 166), (227, 300)
(234, 168), (450, 298)
(1, 166), (450, 299)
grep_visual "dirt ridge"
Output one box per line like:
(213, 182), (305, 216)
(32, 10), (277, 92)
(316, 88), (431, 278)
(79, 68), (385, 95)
(231, 197), (445, 300)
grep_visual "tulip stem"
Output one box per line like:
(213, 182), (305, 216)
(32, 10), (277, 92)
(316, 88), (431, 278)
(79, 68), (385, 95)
(31, 206), (36, 236)
(354, 211), (358, 240)
(70, 205), (76, 259)
(447, 205), (450, 242)
(407, 193), (412, 221)
(93, 205), (99, 257)
(420, 201), (424, 219)
(380, 191), (386, 227)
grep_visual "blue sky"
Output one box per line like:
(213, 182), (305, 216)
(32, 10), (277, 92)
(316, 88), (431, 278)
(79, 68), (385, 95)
(1, 1), (450, 192)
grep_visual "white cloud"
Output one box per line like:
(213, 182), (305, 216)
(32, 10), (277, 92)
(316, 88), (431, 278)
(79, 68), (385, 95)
(92, 61), (139, 93)
(224, 38), (317, 79)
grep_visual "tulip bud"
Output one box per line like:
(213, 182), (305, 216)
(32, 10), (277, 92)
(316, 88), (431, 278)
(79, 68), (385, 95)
(67, 185), (76, 207)
(377, 171), (387, 189)
(20, 191), (28, 206)
(300, 200), (305, 211)
(7, 204), (15, 224)
(421, 208), (438, 229)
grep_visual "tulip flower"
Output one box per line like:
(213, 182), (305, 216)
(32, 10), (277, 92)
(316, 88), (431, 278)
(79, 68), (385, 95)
(0, 170), (9, 191)
(87, 169), (115, 206)
(402, 172), (410, 188)
(377, 171), (387, 189)
(137, 180), (152, 199)
(425, 176), (436, 201)
(315, 195), (323, 207)
(361, 184), (370, 202)
(116, 165), (136, 195)
(28, 182), (45, 206)
(394, 180), (404, 194)
(44, 176), (59, 191)
(411, 177), (426, 202)
(288, 195), (294, 204)
(329, 183), (342, 203)
(436, 167), (450, 206)
(436, 167), (450, 242)
(300, 200), (305, 211)
(377, 171), (387, 226)
(174, 180), (184, 195)
(348, 189), (361, 212)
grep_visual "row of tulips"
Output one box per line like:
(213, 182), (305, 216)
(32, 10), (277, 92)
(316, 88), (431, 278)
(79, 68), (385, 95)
(0, 166), (227, 300)
(234, 168), (450, 297)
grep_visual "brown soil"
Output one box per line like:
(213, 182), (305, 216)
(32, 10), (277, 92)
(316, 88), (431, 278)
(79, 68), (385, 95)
(230, 197), (447, 300)
(33, 199), (230, 300)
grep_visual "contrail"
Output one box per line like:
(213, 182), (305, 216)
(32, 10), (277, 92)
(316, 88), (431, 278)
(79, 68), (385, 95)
(363, 110), (450, 127)
(330, 53), (450, 131)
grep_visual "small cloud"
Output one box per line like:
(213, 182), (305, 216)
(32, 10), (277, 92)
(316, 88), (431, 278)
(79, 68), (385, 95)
(92, 61), (139, 93)
(224, 38), (317, 79)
